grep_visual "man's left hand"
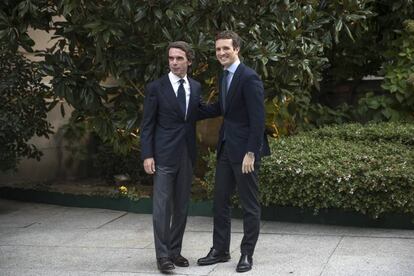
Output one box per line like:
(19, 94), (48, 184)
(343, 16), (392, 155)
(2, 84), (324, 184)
(242, 152), (255, 174)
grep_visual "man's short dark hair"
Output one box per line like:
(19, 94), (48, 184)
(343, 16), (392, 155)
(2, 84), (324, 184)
(215, 30), (242, 49)
(167, 41), (195, 62)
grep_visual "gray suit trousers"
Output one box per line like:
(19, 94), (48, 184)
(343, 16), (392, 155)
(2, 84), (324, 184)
(152, 146), (193, 259)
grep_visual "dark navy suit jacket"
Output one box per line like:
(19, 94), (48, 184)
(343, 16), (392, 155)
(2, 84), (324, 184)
(199, 63), (270, 163)
(140, 74), (202, 167)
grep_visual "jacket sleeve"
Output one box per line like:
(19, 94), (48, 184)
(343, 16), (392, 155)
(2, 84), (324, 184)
(140, 83), (158, 160)
(197, 99), (221, 121)
(243, 73), (265, 157)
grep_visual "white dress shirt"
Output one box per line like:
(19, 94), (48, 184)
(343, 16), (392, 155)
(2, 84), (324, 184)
(168, 72), (190, 116)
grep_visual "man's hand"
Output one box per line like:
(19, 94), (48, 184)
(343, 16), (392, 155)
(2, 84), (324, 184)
(242, 152), (255, 174)
(143, 158), (156, 174)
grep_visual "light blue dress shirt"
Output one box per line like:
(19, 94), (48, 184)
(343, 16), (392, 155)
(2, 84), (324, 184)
(224, 59), (241, 90)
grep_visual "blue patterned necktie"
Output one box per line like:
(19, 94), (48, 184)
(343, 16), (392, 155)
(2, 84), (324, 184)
(221, 70), (229, 110)
(177, 79), (186, 117)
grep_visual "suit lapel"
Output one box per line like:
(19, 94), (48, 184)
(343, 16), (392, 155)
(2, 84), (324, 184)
(225, 63), (244, 113)
(160, 75), (184, 118)
(187, 78), (197, 120)
(219, 73), (226, 114)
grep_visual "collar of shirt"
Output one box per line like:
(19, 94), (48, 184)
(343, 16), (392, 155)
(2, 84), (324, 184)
(225, 59), (240, 75)
(168, 72), (190, 96)
(224, 59), (240, 88)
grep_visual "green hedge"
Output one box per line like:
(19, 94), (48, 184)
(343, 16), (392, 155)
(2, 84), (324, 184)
(203, 122), (414, 218)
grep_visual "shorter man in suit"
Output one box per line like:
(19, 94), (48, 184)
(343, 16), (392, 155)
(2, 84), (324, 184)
(197, 31), (270, 273)
(140, 41), (204, 273)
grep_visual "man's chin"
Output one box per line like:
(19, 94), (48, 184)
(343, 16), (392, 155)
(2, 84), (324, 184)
(172, 70), (182, 76)
(219, 61), (228, 67)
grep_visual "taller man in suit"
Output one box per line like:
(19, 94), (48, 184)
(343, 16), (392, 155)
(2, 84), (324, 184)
(140, 41), (204, 273)
(197, 31), (270, 273)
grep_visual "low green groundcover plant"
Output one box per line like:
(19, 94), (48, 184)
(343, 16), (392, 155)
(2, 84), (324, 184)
(203, 122), (414, 218)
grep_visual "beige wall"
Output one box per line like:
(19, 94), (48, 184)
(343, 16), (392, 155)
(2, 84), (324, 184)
(0, 26), (84, 184)
(0, 103), (81, 184)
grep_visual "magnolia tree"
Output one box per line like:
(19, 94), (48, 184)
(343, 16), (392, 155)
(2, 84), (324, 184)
(1, 0), (413, 159)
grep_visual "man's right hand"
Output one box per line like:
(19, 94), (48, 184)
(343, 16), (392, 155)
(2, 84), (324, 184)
(143, 158), (156, 174)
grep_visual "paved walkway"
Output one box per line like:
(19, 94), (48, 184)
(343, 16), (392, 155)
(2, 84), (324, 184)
(0, 199), (413, 276)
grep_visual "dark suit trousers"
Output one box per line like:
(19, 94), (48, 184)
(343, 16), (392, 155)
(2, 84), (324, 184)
(213, 143), (261, 256)
(152, 146), (192, 259)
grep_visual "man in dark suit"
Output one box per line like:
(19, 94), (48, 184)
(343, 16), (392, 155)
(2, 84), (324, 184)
(197, 31), (270, 273)
(140, 41), (204, 273)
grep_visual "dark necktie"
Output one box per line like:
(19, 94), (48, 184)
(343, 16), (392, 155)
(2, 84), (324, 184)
(177, 79), (186, 117)
(221, 70), (229, 110)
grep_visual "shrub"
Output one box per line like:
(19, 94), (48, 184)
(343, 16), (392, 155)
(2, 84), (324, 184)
(0, 49), (53, 172)
(306, 121), (414, 145)
(203, 122), (414, 218)
(92, 143), (151, 186)
(61, 116), (150, 185)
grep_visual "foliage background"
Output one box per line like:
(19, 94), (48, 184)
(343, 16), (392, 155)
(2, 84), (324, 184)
(1, 0), (413, 184)
(0, 1), (378, 148)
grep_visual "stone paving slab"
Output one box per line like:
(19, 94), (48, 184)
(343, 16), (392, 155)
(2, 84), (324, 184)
(0, 227), (90, 246)
(321, 256), (414, 276)
(215, 234), (341, 276)
(105, 248), (216, 275)
(0, 202), (63, 228)
(0, 269), (103, 276)
(1, 199), (414, 276)
(338, 236), (414, 256)
(99, 213), (153, 231)
(32, 207), (126, 229)
(261, 220), (414, 239)
(209, 253), (328, 276)
(0, 268), (176, 276)
(0, 245), (115, 271)
(66, 228), (153, 249)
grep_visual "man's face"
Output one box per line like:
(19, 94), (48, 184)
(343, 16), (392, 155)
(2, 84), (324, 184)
(215, 38), (239, 68)
(168, 47), (191, 78)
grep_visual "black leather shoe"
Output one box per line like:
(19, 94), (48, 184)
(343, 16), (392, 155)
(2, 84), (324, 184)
(197, 248), (230, 266)
(171, 254), (189, 267)
(236, 254), (252, 273)
(157, 257), (174, 273)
